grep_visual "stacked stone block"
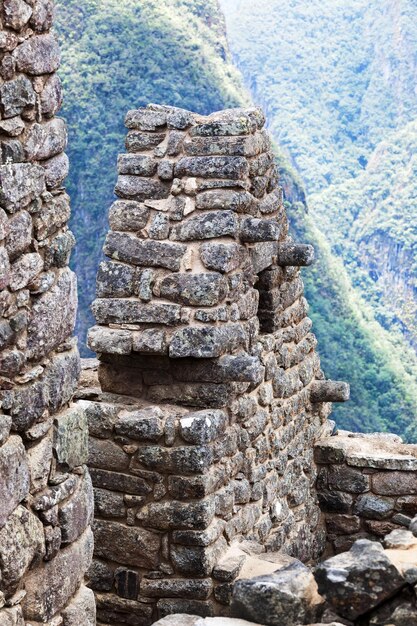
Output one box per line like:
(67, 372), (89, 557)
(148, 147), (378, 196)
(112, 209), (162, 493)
(315, 432), (417, 554)
(84, 103), (349, 625)
(0, 2), (94, 624)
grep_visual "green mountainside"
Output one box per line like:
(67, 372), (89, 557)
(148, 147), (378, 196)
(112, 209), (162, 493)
(221, 0), (417, 439)
(55, 0), (247, 341)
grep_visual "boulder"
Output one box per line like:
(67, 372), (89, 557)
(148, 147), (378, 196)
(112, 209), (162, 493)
(232, 560), (323, 626)
(315, 539), (406, 620)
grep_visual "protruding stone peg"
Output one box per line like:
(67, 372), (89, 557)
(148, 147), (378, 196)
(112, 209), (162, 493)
(277, 243), (314, 267)
(310, 380), (350, 403)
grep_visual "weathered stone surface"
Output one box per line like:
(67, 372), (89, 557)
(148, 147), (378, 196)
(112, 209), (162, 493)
(169, 324), (246, 358)
(3, 0), (32, 31)
(104, 232), (186, 270)
(115, 175), (169, 201)
(0, 415), (12, 446)
(114, 406), (164, 441)
(173, 355), (264, 385)
(14, 33), (60, 75)
(0, 606), (25, 626)
(27, 268), (77, 359)
(171, 211), (237, 241)
(5, 209), (32, 259)
(240, 217), (280, 243)
(154, 618), (263, 626)
(24, 118), (67, 161)
(190, 109), (262, 137)
(135, 444), (213, 475)
(0, 117), (25, 137)
(42, 151), (69, 188)
(327, 465), (369, 494)
(87, 326), (133, 355)
(0, 75), (35, 118)
(171, 536), (227, 576)
(109, 200), (150, 231)
(133, 328), (168, 354)
(54, 404), (88, 470)
(310, 381), (350, 403)
(126, 130), (166, 152)
(125, 108), (167, 131)
(315, 539), (405, 619)
(196, 190), (254, 212)
(353, 494), (394, 519)
(90, 467), (152, 496)
(59, 472), (94, 544)
(0, 163), (45, 211)
(30, 0), (55, 32)
(175, 156), (248, 180)
(96, 261), (136, 298)
(138, 497), (215, 531)
(89, 436), (130, 471)
(40, 74), (63, 117)
(0, 435), (29, 528)
(96, 592), (153, 625)
(92, 298), (181, 325)
(22, 528), (94, 621)
(373, 471), (417, 496)
(232, 561), (323, 626)
(61, 585), (96, 626)
(80, 400), (119, 439)
(44, 347), (80, 412)
(117, 154), (157, 176)
(9, 252), (43, 291)
(200, 242), (244, 273)
(0, 505), (45, 598)
(159, 272), (227, 306)
(94, 519), (160, 568)
(26, 429), (52, 492)
(34, 191), (71, 239)
(277, 242), (315, 267)
(179, 410), (228, 444)
(0, 247), (10, 289)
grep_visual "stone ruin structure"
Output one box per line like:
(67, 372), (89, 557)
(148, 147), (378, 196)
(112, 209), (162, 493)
(0, 2), (416, 626)
(81, 103), (351, 624)
(0, 2), (94, 625)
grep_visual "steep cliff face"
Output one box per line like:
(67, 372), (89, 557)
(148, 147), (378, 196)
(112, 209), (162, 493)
(312, 119), (417, 350)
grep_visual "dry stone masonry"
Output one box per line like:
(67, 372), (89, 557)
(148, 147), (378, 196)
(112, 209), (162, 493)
(0, 1), (416, 625)
(315, 431), (417, 554)
(0, 1), (94, 624)
(83, 103), (351, 625)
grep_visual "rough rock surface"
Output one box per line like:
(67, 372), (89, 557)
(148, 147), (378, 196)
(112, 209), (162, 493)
(315, 539), (405, 620)
(0, 2), (91, 624)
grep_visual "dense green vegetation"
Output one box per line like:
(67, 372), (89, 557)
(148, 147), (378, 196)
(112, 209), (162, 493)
(55, 0), (247, 342)
(222, 0), (417, 439)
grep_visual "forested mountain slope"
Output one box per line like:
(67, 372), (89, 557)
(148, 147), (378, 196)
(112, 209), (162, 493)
(55, 0), (247, 341)
(221, 0), (417, 439)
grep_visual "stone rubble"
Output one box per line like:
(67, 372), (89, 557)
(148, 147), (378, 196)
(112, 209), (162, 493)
(0, 1), (92, 624)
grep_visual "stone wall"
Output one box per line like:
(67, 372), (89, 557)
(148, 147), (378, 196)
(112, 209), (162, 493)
(315, 431), (417, 555)
(83, 103), (349, 625)
(0, 2), (94, 624)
